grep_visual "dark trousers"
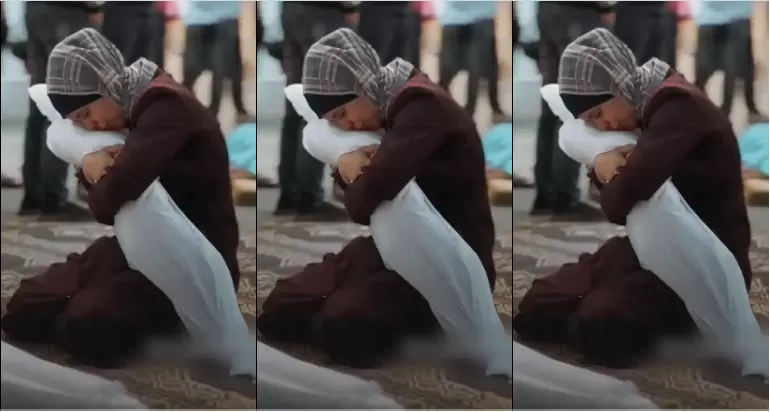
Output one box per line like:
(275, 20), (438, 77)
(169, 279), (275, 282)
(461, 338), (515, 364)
(183, 19), (245, 116)
(101, 5), (153, 64)
(23, 3), (91, 206)
(357, 3), (410, 64)
(695, 19), (758, 116)
(613, 4), (667, 65)
(148, 9), (167, 69)
(438, 19), (498, 116)
(534, 3), (603, 206)
(404, 8), (422, 69)
(278, 3), (347, 205)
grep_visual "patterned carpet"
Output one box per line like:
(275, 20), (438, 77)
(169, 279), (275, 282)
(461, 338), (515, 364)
(0, 218), (256, 409)
(513, 219), (769, 410)
(255, 220), (514, 409)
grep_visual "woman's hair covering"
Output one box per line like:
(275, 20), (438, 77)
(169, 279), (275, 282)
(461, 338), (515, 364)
(302, 28), (415, 117)
(46, 28), (158, 118)
(558, 28), (670, 117)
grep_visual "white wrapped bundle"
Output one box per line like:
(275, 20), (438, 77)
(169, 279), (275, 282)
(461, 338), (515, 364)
(1, 342), (146, 409)
(256, 342), (401, 409)
(542, 84), (767, 379)
(285, 84), (512, 379)
(29, 84), (256, 379)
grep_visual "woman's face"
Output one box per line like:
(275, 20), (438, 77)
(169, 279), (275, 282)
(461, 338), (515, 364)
(580, 96), (637, 131)
(324, 97), (381, 131)
(69, 97), (126, 131)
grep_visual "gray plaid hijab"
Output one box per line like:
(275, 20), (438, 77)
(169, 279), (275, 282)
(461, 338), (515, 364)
(558, 28), (670, 117)
(46, 28), (158, 118)
(302, 28), (415, 117)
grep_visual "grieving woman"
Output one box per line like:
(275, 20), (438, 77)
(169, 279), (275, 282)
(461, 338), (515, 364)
(257, 28), (497, 367)
(513, 28), (753, 368)
(1, 28), (241, 367)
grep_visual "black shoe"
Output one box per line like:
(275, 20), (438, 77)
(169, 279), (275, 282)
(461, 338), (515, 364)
(529, 193), (552, 216)
(295, 201), (349, 222)
(17, 196), (42, 216)
(273, 193), (296, 216)
(551, 200), (605, 222)
(39, 201), (93, 222)
(1, 174), (22, 188)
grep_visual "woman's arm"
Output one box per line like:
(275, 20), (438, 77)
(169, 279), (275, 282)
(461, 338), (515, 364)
(341, 92), (446, 224)
(85, 91), (191, 224)
(598, 93), (703, 224)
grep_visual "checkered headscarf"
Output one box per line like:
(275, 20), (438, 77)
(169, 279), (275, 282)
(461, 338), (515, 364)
(558, 28), (670, 117)
(302, 28), (414, 117)
(46, 28), (158, 118)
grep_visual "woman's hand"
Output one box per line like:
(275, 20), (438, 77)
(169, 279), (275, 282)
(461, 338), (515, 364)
(336, 146), (377, 184)
(592, 149), (627, 184)
(81, 147), (118, 183)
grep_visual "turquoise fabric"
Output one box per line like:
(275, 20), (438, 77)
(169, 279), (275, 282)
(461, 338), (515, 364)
(738, 123), (769, 176)
(226, 123), (257, 176)
(481, 123), (513, 176)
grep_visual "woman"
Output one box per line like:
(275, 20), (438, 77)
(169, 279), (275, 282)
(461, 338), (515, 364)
(513, 28), (753, 368)
(257, 28), (497, 368)
(1, 28), (241, 367)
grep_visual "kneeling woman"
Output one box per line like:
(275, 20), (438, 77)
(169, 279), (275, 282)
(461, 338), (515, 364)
(1, 29), (241, 367)
(513, 28), (752, 367)
(257, 28), (497, 367)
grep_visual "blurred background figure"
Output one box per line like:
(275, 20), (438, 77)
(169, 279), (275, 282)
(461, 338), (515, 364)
(357, 1), (410, 64)
(182, 0), (252, 122)
(438, 0), (508, 122)
(1, 1), (21, 188)
(273, 1), (356, 220)
(530, 1), (612, 220)
(693, 0), (763, 122)
(613, 1), (668, 65)
(18, 1), (101, 219)
(100, 1), (154, 64)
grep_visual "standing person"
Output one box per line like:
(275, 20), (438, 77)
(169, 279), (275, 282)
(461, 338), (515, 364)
(100, 1), (155, 64)
(693, 1), (761, 119)
(530, 1), (613, 219)
(148, 1), (169, 69)
(404, 1), (424, 69)
(613, 2), (668, 64)
(0, 1), (21, 188)
(19, 2), (101, 219)
(274, 1), (357, 219)
(437, 1), (508, 120)
(357, 1), (410, 64)
(182, 0), (250, 120)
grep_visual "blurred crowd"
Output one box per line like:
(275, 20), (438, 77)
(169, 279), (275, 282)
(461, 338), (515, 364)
(0, 0), (256, 220)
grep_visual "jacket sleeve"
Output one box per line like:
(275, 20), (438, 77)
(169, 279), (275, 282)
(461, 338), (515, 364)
(598, 93), (703, 224)
(85, 91), (191, 225)
(342, 93), (446, 225)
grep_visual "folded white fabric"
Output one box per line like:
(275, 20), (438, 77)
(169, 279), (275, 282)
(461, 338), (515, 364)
(1, 341), (146, 409)
(542, 83), (768, 379)
(285, 84), (512, 378)
(257, 342), (401, 409)
(29, 84), (256, 379)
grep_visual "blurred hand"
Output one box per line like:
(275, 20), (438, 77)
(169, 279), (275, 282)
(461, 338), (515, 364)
(614, 144), (634, 159)
(600, 12), (615, 27)
(357, 144), (378, 158)
(81, 150), (115, 183)
(88, 12), (103, 27)
(102, 144), (122, 159)
(344, 12), (359, 28)
(336, 150), (370, 184)
(592, 149), (626, 184)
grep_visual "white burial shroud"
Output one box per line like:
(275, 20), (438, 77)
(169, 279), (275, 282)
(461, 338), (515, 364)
(256, 341), (402, 409)
(541, 84), (768, 379)
(1, 341), (146, 409)
(286, 84), (512, 378)
(29, 84), (255, 379)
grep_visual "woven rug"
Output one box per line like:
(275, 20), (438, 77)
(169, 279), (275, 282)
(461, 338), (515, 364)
(513, 219), (769, 409)
(256, 220), (514, 409)
(0, 218), (257, 409)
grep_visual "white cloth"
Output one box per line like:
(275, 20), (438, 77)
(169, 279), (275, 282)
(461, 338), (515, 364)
(257, 342), (402, 409)
(541, 84), (768, 379)
(28, 84), (256, 379)
(1, 342), (145, 409)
